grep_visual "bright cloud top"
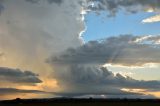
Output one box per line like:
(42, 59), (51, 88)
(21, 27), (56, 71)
(142, 14), (160, 23)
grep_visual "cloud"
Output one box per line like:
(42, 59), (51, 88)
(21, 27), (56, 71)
(88, 0), (160, 16)
(0, 0), (85, 67)
(59, 65), (160, 89)
(0, 0), (86, 93)
(25, 0), (63, 4)
(0, 88), (54, 100)
(0, 0), (160, 99)
(0, 0), (90, 99)
(0, 0), (4, 13)
(0, 52), (4, 57)
(0, 87), (153, 99)
(0, 4), (4, 14)
(47, 35), (160, 97)
(46, 64), (160, 97)
(142, 14), (160, 23)
(49, 35), (160, 66)
(53, 91), (155, 99)
(133, 35), (160, 45)
(0, 88), (46, 95)
(0, 67), (42, 84)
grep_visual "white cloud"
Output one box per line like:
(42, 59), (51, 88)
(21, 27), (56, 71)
(142, 14), (160, 23)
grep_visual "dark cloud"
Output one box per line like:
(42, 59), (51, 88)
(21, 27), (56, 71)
(0, 67), (42, 84)
(0, 87), (153, 99)
(59, 65), (160, 89)
(0, 88), (47, 95)
(88, 0), (160, 16)
(105, 94), (155, 99)
(54, 92), (155, 99)
(53, 91), (150, 98)
(49, 35), (160, 66)
(48, 35), (160, 97)
(25, 0), (63, 4)
(48, 65), (160, 97)
(25, 0), (39, 3)
(47, 0), (63, 4)
(0, 0), (4, 14)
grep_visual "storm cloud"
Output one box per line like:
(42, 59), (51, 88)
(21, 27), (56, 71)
(0, 67), (42, 84)
(0, 0), (160, 99)
(67, 65), (160, 89)
(49, 35), (160, 66)
(47, 35), (160, 97)
(0, 0), (87, 92)
(46, 63), (160, 97)
(54, 91), (155, 99)
(53, 65), (160, 91)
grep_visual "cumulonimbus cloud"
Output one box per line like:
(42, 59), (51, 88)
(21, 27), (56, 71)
(62, 65), (160, 89)
(0, 0), (160, 98)
(0, 0), (86, 90)
(47, 35), (160, 97)
(46, 64), (160, 98)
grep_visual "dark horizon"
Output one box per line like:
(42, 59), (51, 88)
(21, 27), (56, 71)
(1, 97), (160, 106)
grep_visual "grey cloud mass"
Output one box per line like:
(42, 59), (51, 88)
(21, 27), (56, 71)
(49, 35), (160, 66)
(25, 0), (63, 4)
(0, 88), (46, 95)
(48, 35), (160, 97)
(48, 64), (160, 97)
(88, 0), (160, 16)
(2, 0), (160, 17)
(0, 0), (85, 86)
(0, 0), (4, 14)
(0, 0), (86, 99)
(54, 92), (155, 99)
(0, 67), (42, 84)
(0, 87), (154, 99)
(56, 65), (160, 90)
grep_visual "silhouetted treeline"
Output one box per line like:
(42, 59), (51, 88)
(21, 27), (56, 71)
(1, 98), (160, 106)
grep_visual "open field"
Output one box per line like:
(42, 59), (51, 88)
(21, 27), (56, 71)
(0, 98), (160, 106)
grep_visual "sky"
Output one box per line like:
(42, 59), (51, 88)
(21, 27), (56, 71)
(83, 11), (160, 41)
(0, 0), (160, 100)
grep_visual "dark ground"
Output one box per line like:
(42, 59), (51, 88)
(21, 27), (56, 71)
(0, 98), (160, 106)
